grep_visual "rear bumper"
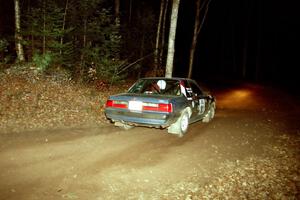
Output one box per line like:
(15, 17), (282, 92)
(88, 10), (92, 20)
(105, 108), (177, 128)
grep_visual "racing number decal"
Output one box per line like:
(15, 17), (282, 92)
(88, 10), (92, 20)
(198, 99), (205, 114)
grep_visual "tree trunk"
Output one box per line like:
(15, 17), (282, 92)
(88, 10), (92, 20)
(114, 0), (120, 24)
(79, 18), (87, 79)
(159, 0), (169, 72)
(114, 0), (120, 59)
(188, 0), (211, 78)
(27, 0), (34, 61)
(165, 0), (180, 78)
(14, 0), (25, 62)
(154, 0), (165, 74)
(138, 30), (145, 78)
(31, 25), (34, 59)
(80, 19), (87, 63)
(128, 0), (132, 24)
(60, 0), (69, 55)
(188, 0), (201, 78)
(43, 0), (46, 55)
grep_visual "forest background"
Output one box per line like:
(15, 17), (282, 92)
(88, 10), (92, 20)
(0, 0), (299, 90)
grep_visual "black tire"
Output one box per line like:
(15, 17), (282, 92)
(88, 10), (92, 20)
(202, 102), (215, 123)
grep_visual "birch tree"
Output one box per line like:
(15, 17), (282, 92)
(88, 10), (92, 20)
(14, 0), (25, 62)
(165, 0), (180, 78)
(188, 0), (212, 78)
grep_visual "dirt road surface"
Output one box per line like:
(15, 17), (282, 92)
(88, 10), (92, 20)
(0, 84), (299, 199)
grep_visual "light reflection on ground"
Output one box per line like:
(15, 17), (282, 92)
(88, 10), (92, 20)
(215, 85), (263, 110)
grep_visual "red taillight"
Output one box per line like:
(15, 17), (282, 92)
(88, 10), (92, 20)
(106, 100), (128, 109)
(106, 100), (113, 107)
(158, 103), (173, 112)
(143, 103), (172, 113)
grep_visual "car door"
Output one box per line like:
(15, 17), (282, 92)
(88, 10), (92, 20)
(187, 80), (207, 120)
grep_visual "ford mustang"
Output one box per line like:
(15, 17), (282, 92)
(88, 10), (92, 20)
(104, 77), (216, 137)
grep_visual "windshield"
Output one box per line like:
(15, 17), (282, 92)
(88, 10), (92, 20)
(128, 79), (181, 96)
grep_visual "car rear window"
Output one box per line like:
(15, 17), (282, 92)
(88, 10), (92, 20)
(128, 79), (181, 96)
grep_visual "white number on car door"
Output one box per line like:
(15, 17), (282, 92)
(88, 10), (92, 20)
(198, 99), (205, 115)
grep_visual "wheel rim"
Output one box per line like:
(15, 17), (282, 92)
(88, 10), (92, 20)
(181, 113), (189, 132)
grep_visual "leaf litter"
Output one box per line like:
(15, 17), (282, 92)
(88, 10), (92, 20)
(161, 134), (300, 200)
(0, 69), (128, 133)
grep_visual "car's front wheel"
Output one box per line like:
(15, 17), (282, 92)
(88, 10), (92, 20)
(202, 102), (215, 123)
(168, 109), (190, 137)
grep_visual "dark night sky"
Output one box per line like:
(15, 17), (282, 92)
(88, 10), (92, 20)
(1, 0), (299, 89)
(174, 0), (300, 88)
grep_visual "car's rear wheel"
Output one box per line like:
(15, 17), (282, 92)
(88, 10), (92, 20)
(168, 109), (190, 137)
(202, 102), (215, 123)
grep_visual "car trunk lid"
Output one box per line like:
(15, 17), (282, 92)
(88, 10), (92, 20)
(106, 93), (174, 113)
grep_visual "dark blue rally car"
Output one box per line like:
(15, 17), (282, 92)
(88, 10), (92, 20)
(105, 77), (216, 137)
